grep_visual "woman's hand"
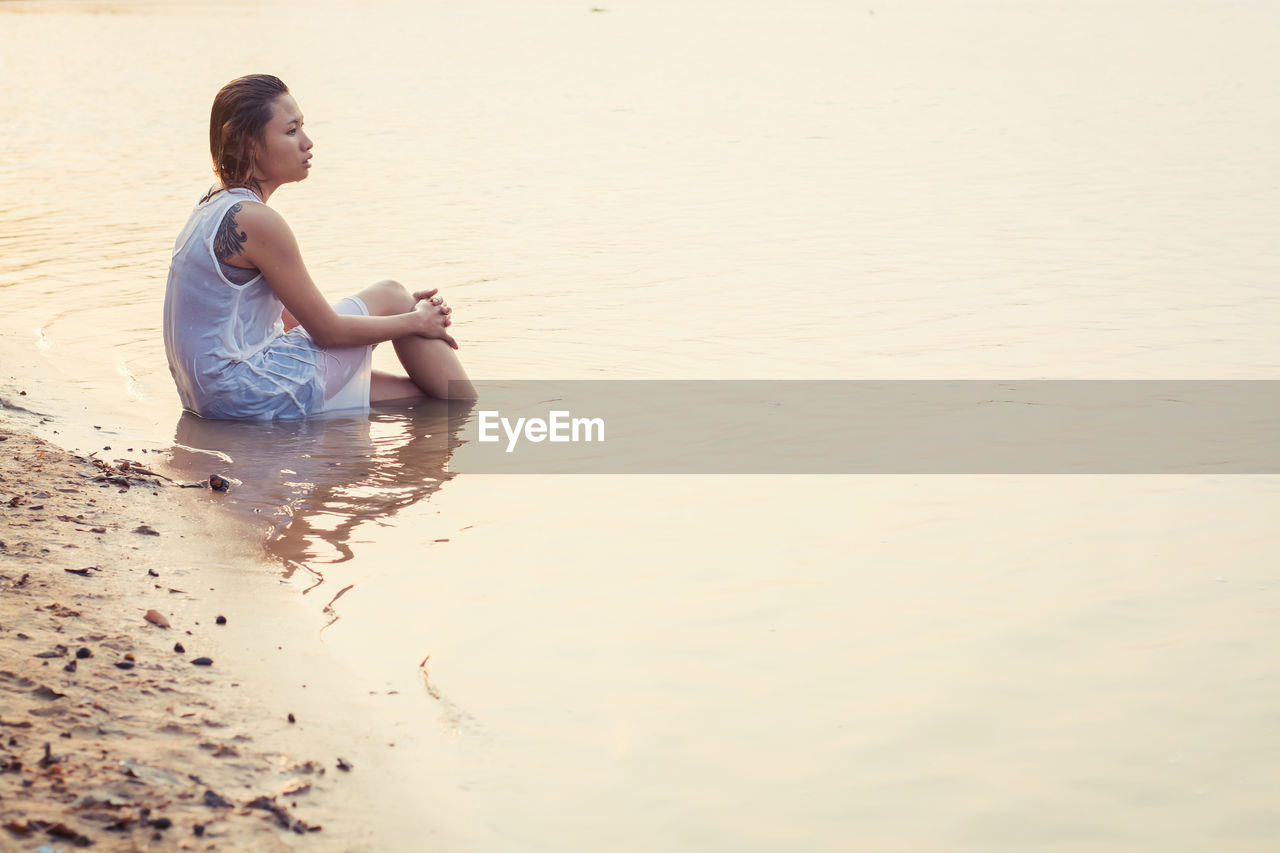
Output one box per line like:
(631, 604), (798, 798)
(413, 288), (458, 350)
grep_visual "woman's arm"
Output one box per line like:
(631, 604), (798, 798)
(226, 203), (456, 349)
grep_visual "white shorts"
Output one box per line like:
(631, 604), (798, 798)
(314, 296), (373, 414)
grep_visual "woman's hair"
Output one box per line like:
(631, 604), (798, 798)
(209, 74), (290, 194)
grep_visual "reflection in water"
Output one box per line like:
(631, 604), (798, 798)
(166, 401), (469, 621)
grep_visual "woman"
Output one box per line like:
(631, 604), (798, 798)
(164, 74), (474, 420)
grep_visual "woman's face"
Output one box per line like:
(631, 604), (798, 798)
(252, 93), (313, 188)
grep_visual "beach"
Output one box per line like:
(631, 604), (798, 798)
(0, 408), (444, 851)
(3, 0), (1280, 849)
(0, 415), (330, 848)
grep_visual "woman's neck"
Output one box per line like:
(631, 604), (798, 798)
(204, 184), (269, 204)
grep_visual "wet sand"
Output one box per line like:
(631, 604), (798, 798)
(0, 412), (347, 850)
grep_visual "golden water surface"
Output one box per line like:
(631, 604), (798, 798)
(2, 0), (1279, 849)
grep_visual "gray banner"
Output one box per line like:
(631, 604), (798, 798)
(442, 381), (1280, 474)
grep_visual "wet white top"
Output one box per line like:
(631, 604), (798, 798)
(163, 188), (333, 419)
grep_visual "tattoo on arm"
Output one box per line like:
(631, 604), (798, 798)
(213, 202), (247, 262)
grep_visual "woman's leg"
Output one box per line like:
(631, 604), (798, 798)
(355, 280), (476, 402)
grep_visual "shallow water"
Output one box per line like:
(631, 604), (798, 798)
(3, 0), (1280, 849)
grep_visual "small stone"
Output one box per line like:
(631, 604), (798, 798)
(173, 642), (185, 654)
(63, 660), (77, 673)
(203, 789), (233, 808)
(336, 757), (353, 772)
(115, 661), (135, 670)
(287, 713), (295, 724)
(215, 615), (226, 625)
(76, 647), (92, 659)
(190, 657), (214, 667)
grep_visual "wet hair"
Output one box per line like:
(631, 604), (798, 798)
(208, 74), (290, 196)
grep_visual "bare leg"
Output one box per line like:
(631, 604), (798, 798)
(370, 370), (423, 404)
(354, 280), (476, 403)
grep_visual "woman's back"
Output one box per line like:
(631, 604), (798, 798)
(164, 188), (323, 419)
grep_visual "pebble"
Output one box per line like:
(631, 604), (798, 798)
(190, 657), (214, 667)
(75, 647), (92, 659)
(173, 642), (185, 654)
(215, 615), (227, 625)
(202, 790), (233, 809)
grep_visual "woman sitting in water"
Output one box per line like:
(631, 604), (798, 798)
(164, 74), (474, 420)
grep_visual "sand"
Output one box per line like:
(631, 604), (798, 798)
(0, 415), (348, 851)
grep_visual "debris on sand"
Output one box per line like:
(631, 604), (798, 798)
(2, 420), (344, 849)
(203, 788), (234, 809)
(78, 456), (168, 490)
(177, 473), (232, 492)
(144, 609), (171, 629)
(246, 793), (324, 834)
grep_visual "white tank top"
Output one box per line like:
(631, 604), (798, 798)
(163, 188), (317, 418)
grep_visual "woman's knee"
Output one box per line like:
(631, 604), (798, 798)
(358, 279), (413, 316)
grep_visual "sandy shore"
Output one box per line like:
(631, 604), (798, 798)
(0, 414), (354, 851)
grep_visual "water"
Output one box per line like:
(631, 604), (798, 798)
(2, 0), (1279, 849)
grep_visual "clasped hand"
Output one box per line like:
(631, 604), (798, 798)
(412, 288), (458, 350)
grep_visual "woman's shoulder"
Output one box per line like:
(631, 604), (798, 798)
(208, 194), (297, 269)
(225, 196), (289, 237)
(197, 188), (287, 233)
